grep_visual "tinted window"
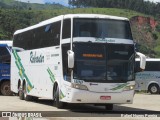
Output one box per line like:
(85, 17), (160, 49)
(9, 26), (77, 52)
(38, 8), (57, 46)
(0, 47), (10, 63)
(73, 43), (135, 82)
(13, 21), (61, 50)
(146, 61), (160, 71)
(13, 34), (25, 50)
(73, 18), (133, 40)
(51, 21), (61, 46)
(62, 19), (71, 39)
(13, 30), (35, 50)
(136, 60), (160, 71)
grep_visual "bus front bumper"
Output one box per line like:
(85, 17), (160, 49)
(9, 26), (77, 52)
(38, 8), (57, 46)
(65, 88), (134, 104)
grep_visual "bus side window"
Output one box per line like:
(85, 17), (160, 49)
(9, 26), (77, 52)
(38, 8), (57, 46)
(40, 21), (61, 48)
(52, 21), (61, 46)
(62, 19), (71, 39)
(24, 31), (32, 50)
(13, 34), (25, 50)
(146, 61), (160, 71)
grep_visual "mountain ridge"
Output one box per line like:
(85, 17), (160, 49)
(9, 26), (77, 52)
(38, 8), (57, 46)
(0, 0), (160, 57)
(0, 0), (64, 10)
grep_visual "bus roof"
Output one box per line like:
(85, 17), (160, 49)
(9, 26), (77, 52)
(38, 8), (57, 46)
(0, 41), (12, 47)
(136, 58), (160, 62)
(14, 14), (129, 35)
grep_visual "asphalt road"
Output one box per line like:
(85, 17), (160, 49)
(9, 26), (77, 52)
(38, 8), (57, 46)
(0, 93), (160, 120)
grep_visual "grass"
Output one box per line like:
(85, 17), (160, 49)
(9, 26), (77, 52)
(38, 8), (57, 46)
(48, 8), (148, 19)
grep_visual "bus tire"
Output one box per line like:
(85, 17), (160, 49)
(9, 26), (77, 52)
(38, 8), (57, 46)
(55, 86), (64, 109)
(19, 85), (24, 100)
(23, 83), (32, 101)
(148, 84), (160, 94)
(105, 104), (113, 110)
(0, 81), (12, 96)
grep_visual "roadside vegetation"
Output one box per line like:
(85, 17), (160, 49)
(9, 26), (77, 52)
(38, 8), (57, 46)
(0, 0), (160, 57)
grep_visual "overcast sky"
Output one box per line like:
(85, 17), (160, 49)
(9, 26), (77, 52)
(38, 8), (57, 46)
(146, 0), (160, 2)
(15, 0), (160, 6)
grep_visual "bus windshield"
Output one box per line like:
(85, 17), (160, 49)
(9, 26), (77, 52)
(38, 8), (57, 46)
(73, 18), (133, 40)
(73, 43), (135, 82)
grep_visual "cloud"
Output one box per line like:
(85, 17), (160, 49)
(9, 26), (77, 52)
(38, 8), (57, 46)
(15, 0), (160, 6)
(15, 0), (69, 6)
(43, 0), (68, 6)
(145, 0), (160, 2)
(15, 0), (44, 4)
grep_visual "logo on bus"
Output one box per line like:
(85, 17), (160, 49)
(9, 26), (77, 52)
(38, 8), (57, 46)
(95, 38), (115, 43)
(30, 51), (44, 63)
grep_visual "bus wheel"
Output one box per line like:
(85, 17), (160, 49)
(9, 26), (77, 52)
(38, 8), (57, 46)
(105, 104), (113, 111)
(148, 84), (159, 94)
(19, 85), (24, 100)
(23, 83), (32, 101)
(55, 86), (64, 109)
(1, 81), (12, 96)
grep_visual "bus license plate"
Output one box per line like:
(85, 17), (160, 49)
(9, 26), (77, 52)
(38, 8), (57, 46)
(100, 96), (111, 100)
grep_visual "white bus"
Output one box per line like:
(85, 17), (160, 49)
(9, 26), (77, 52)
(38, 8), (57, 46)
(135, 58), (160, 94)
(11, 14), (145, 110)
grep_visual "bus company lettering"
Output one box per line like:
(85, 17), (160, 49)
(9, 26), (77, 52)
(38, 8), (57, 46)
(30, 51), (44, 63)
(95, 38), (115, 43)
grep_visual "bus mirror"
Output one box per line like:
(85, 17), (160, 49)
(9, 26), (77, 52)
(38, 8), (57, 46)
(136, 52), (146, 70)
(68, 50), (74, 68)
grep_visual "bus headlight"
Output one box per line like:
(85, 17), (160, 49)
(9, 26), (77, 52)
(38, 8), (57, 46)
(123, 85), (135, 91)
(71, 83), (88, 90)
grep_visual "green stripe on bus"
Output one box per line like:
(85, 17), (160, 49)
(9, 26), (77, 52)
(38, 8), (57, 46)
(47, 67), (55, 83)
(59, 90), (65, 99)
(13, 50), (34, 93)
(110, 83), (129, 91)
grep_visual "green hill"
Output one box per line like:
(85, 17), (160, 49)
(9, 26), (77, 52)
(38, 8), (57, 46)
(0, 6), (160, 57)
(60, 8), (148, 18)
(0, 7), (147, 39)
(0, 0), (64, 10)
